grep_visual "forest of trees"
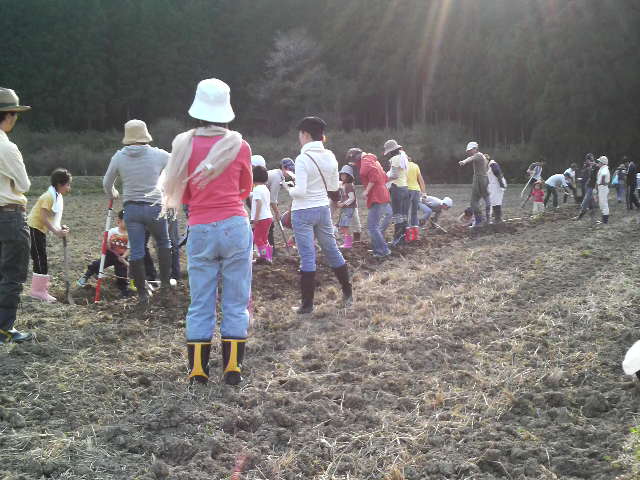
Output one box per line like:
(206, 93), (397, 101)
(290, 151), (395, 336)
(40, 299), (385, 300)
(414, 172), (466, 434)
(1, 0), (639, 178)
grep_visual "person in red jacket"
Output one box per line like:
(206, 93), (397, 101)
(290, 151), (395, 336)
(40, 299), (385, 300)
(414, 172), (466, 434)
(347, 148), (392, 257)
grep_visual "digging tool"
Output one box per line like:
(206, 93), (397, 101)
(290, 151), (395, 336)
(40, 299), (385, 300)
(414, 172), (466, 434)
(430, 220), (448, 233)
(276, 219), (293, 256)
(521, 174), (534, 198)
(62, 236), (75, 305)
(94, 199), (114, 302)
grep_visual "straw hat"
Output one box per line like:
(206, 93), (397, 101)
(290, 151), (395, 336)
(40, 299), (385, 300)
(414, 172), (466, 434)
(188, 78), (235, 123)
(0, 88), (31, 112)
(122, 119), (152, 145)
(383, 139), (402, 156)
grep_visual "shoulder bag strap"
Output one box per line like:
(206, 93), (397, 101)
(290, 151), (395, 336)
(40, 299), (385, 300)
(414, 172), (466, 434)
(304, 152), (330, 194)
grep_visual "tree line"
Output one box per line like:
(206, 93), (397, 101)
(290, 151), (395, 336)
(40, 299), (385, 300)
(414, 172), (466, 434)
(1, 0), (638, 177)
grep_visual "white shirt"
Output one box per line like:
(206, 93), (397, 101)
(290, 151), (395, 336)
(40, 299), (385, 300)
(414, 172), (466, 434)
(289, 141), (339, 211)
(563, 167), (575, 180)
(266, 169), (284, 204)
(597, 166), (610, 185)
(251, 184), (272, 221)
(545, 174), (567, 188)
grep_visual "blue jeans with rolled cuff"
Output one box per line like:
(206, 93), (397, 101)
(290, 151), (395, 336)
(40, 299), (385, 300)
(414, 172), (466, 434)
(366, 202), (392, 256)
(185, 216), (252, 341)
(292, 206), (346, 273)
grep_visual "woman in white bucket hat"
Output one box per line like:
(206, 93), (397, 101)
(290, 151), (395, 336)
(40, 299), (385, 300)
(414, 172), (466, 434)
(161, 78), (253, 386)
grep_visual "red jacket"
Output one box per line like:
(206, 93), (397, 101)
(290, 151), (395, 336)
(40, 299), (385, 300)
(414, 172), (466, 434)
(358, 153), (390, 208)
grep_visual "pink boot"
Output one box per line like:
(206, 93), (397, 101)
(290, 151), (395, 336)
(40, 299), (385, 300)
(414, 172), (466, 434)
(265, 245), (273, 263)
(30, 273), (57, 303)
(342, 234), (353, 249)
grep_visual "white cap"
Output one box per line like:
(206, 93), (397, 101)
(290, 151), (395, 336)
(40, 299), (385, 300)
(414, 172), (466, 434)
(597, 156), (608, 165)
(188, 78), (235, 123)
(251, 155), (266, 168)
(466, 141), (479, 152)
(442, 197), (453, 208)
(623, 340), (640, 375)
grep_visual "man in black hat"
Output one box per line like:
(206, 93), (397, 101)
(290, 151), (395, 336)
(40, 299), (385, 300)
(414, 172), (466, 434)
(0, 88), (33, 344)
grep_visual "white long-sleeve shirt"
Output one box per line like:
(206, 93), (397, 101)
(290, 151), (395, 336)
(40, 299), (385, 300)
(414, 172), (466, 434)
(545, 173), (568, 188)
(0, 130), (30, 206)
(289, 141), (339, 211)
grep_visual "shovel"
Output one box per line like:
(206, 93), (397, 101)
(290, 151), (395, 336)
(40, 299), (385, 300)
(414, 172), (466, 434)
(62, 236), (75, 305)
(276, 219), (293, 256)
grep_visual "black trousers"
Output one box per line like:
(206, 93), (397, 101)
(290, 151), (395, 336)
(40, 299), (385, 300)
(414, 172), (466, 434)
(85, 250), (128, 289)
(0, 210), (30, 331)
(628, 183), (640, 209)
(268, 221), (276, 253)
(29, 227), (48, 275)
(544, 186), (558, 208)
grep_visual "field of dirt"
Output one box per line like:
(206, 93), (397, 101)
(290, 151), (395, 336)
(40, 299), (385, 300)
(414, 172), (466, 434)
(2, 185), (640, 479)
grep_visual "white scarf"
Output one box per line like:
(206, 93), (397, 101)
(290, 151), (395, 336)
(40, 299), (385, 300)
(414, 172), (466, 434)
(398, 151), (409, 170)
(47, 186), (63, 230)
(157, 126), (243, 218)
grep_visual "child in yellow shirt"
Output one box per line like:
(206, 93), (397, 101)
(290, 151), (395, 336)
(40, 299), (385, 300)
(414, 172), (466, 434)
(26, 168), (71, 302)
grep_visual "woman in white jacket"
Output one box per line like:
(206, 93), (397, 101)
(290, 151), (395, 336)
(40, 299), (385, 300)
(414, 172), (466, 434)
(596, 156), (610, 224)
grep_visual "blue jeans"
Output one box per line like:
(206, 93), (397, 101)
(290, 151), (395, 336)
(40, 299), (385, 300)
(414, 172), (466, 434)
(123, 202), (170, 261)
(418, 203), (433, 221)
(408, 190), (421, 226)
(292, 206), (345, 272)
(367, 202), (392, 256)
(185, 216), (252, 341)
(390, 184), (410, 223)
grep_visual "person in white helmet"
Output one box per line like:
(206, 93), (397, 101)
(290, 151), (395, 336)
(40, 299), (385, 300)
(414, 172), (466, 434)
(596, 156), (610, 224)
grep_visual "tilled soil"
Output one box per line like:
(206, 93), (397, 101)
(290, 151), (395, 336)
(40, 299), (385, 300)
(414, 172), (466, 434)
(1, 189), (639, 480)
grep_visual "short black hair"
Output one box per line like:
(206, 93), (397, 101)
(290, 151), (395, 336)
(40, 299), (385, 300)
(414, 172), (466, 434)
(252, 165), (268, 183)
(50, 168), (71, 187)
(0, 111), (16, 123)
(297, 116), (326, 141)
(117, 209), (124, 220)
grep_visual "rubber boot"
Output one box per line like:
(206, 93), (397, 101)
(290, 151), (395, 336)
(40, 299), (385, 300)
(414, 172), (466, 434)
(473, 213), (483, 227)
(187, 341), (211, 384)
(30, 273), (56, 303)
(413, 226), (420, 241)
(129, 259), (150, 307)
(265, 245), (273, 263)
(603, 214), (609, 224)
(353, 232), (361, 244)
(342, 234), (353, 249)
(157, 247), (175, 306)
(294, 271), (315, 314)
(486, 206), (492, 224)
(332, 264), (353, 307)
(391, 222), (406, 247)
(222, 338), (246, 386)
(493, 205), (503, 223)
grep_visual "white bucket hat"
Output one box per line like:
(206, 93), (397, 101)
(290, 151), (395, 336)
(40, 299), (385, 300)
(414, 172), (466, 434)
(340, 164), (354, 178)
(188, 78), (235, 123)
(466, 141), (479, 152)
(251, 155), (266, 168)
(383, 139), (402, 156)
(442, 197), (453, 208)
(122, 119), (152, 145)
(597, 156), (608, 165)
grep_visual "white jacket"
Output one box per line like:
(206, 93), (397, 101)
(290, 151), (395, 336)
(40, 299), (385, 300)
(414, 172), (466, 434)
(289, 141), (339, 211)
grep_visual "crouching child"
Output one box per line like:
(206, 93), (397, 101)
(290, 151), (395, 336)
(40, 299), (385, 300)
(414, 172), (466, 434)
(78, 210), (132, 298)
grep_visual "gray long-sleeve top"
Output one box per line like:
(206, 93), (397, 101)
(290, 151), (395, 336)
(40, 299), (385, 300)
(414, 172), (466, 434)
(103, 145), (169, 203)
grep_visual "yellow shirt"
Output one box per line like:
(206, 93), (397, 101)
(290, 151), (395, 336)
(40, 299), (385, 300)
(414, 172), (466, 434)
(27, 191), (54, 233)
(390, 155), (408, 187)
(407, 162), (422, 191)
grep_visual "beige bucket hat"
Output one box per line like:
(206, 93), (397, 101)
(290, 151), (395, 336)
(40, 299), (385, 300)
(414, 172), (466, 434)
(0, 88), (31, 112)
(122, 119), (153, 145)
(383, 139), (402, 156)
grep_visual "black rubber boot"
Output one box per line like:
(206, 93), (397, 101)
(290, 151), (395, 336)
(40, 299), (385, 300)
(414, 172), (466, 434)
(294, 271), (315, 314)
(332, 264), (353, 307)
(485, 206), (492, 224)
(391, 222), (406, 247)
(222, 338), (246, 386)
(129, 259), (150, 307)
(603, 214), (609, 224)
(493, 205), (503, 223)
(187, 341), (212, 384)
(157, 247), (175, 306)
(353, 232), (361, 243)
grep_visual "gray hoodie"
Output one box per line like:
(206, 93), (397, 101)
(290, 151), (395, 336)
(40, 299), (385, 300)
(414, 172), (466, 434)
(103, 145), (169, 204)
